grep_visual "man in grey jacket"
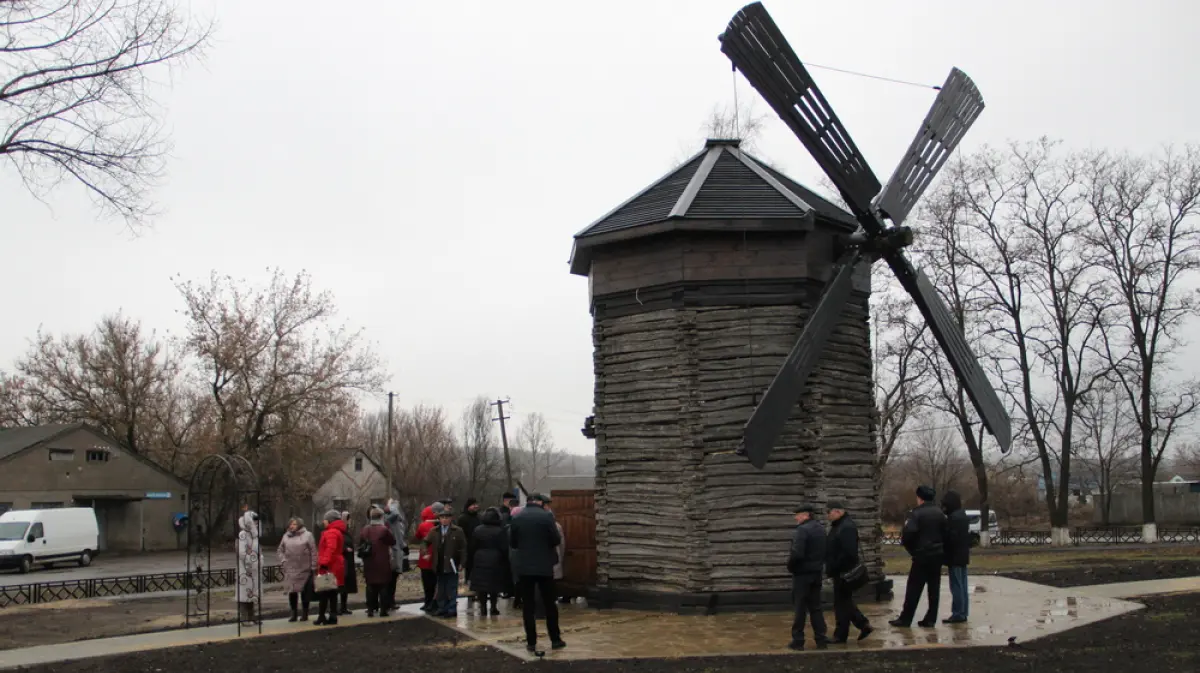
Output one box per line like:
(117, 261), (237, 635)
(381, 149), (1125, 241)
(788, 504), (829, 650)
(384, 499), (408, 613)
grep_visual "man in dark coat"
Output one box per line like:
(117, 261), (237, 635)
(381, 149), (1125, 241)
(825, 502), (872, 643)
(941, 490), (970, 623)
(787, 504), (829, 650)
(509, 493), (565, 652)
(891, 485), (948, 628)
(458, 498), (482, 604)
(358, 506), (397, 617)
(426, 510), (467, 618)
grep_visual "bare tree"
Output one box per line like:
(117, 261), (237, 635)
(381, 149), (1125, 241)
(912, 185), (1000, 536)
(871, 263), (930, 474)
(174, 268), (386, 499)
(1, 0), (214, 226)
(1077, 381), (1141, 524)
(459, 396), (501, 498)
(902, 421), (975, 502)
(11, 313), (174, 453)
(929, 140), (1110, 543)
(513, 411), (564, 492)
(1083, 145), (1200, 539)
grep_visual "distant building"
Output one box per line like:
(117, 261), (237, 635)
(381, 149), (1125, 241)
(309, 449), (397, 525)
(0, 424), (188, 552)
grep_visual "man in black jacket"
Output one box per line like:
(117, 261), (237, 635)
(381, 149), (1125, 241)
(509, 494), (565, 652)
(825, 502), (873, 642)
(941, 490), (970, 624)
(890, 485), (947, 628)
(787, 504), (829, 650)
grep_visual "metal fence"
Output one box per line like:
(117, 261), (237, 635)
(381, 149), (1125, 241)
(0, 565), (286, 609)
(881, 526), (1200, 547)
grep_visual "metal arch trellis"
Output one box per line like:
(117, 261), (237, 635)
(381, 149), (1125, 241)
(185, 454), (262, 636)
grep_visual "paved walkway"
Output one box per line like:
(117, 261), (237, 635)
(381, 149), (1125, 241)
(1, 574), (1197, 669)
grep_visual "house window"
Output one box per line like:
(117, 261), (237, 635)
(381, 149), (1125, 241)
(354, 457), (364, 472)
(332, 498), (350, 512)
(86, 450), (110, 463)
(30, 502), (63, 509)
(0, 503), (11, 516)
(48, 449), (75, 461)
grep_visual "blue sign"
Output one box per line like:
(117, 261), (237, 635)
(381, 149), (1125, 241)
(145, 492), (172, 499)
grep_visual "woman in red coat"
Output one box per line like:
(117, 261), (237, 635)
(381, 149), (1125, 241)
(315, 510), (347, 625)
(416, 503), (443, 612)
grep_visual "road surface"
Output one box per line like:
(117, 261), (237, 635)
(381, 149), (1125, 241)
(0, 551), (236, 587)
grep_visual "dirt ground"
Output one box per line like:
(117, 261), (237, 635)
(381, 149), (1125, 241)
(25, 591), (1200, 673)
(0, 571), (426, 651)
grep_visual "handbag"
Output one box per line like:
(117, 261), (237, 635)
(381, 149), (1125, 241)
(357, 539), (373, 560)
(313, 571), (337, 593)
(839, 563), (869, 591)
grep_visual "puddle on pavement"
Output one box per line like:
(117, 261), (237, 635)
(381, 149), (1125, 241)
(402, 575), (1143, 661)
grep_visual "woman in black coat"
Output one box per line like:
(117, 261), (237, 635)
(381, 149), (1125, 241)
(338, 512), (358, 615)
(468, 507), (510, 616)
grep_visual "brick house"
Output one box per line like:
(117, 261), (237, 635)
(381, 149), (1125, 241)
(0, 424), (188, 552)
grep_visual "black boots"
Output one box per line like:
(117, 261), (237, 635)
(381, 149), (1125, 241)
(288, 593), (299, 622)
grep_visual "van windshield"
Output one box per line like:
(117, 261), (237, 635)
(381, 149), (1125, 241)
(966, 515), (981, 524)
(0, 522), (29, 541)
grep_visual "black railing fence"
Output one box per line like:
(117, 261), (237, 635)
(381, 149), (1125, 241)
(881, 525), (1200, 547)
(0, 564), (291, 609)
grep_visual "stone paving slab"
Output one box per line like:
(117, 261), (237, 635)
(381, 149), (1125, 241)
(406, 575), (1147, 662)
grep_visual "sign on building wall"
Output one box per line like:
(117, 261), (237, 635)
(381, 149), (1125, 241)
(145, 492), (172, 500)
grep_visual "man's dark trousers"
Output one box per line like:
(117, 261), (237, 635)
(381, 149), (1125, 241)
(518, 575), (561, 646)
(791, 573), (828, 646)
(832, 578), (869, 640)
(897, 560), (942, 624)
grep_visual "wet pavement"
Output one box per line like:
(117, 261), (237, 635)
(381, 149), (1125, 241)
(404, 575), (1147, 661)
(4, 573), (1197, 669)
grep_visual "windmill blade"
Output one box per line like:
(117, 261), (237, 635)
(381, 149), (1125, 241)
(720, 2), (882, 229)
(890, 253), (1013, 453)
(740, 250), (865, 468)
(873, 68), (986, 226)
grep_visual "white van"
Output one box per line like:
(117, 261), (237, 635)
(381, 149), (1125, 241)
(964, 509), (1000, 544)
(0, 508), (100, 573)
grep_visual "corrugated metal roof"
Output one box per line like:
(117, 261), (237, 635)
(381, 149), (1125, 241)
(575, 140), (854, 240)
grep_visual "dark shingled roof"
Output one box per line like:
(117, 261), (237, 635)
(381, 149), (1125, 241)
(0, 424), (79, 461)
(570, 139), (856, 275)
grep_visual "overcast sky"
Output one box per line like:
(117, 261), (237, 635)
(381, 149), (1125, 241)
(3, 0), (1199, 456)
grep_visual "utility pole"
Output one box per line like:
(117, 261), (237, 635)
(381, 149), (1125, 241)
(491, 398), (514, 491)
(386, 392), (395, 498)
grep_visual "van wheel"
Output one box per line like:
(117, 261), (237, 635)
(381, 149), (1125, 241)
(970, 533), (981, 547)
(18, 556), (33, 574)
(79, 550), (92, 567)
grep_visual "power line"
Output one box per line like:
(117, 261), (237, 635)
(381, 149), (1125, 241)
(490, 398), (514, 490)
(805, 61), (942, 91)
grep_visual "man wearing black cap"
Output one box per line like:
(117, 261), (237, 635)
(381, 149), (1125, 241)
(890, 485), (947, 628)
(509, 493), (566, 652)
(826, 502), (872, 642)
(787, 504), (829, 650)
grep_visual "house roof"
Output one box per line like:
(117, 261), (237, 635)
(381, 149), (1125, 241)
(314, 448), (387, 486)
(0, 422), (187, 487)
(0, 424), (81, 461)
(569, 138), (857, 276)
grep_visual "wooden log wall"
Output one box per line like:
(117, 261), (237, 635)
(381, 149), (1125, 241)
(592, 292), (881, 595)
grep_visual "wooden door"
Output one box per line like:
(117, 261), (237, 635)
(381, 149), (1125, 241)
(553, 489), (597, 594)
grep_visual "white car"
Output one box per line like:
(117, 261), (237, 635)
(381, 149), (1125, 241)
(0, 508), (100, 573)
(964, 509), (1000, 545)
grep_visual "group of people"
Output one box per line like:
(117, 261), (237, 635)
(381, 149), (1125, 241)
(416, 491), (569, 652)
(787, 486), (972, 650)
(274, 498), (409, 625)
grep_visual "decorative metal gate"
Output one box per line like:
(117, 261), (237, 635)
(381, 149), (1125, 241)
(185, 454), (262, 635)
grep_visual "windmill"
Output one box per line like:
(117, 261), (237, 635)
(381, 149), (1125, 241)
(719, 2), (1012, 469)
